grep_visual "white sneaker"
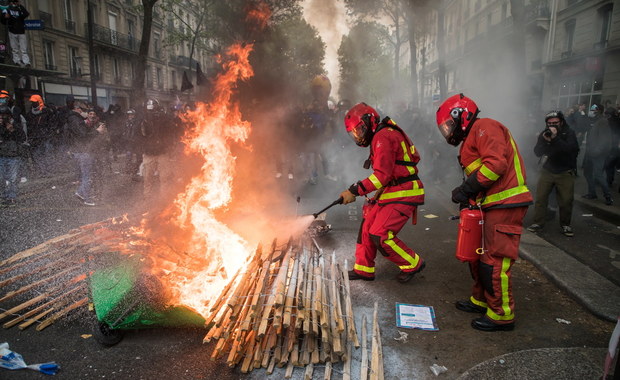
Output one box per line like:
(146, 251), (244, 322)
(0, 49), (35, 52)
(288, 173), (294, 180)
(20, 177), (27, 183)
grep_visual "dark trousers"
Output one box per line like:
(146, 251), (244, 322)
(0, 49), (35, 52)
(532, 168), (575, 227)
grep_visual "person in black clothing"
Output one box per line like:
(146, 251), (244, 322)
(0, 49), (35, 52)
(122, 108), (142, 179)
(25, 94), (57, 177)
(66, 102), (98, 206)
(527, 111), (579, 237)
(0, 105), (26, 205)
(140, 98), (181, 202)
(603, 107), (620, 188)
(0, 0), (30, 67)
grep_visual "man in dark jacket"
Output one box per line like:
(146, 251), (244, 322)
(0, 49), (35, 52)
(0, 105), (26, 206)
(0, 0), (30, 67)
(66, 102), (97, 206)
(140, 98), (181, 202)
(527, 111), (579, 237)
(25, 94), (56, 177)
(582, 104), (614, 205)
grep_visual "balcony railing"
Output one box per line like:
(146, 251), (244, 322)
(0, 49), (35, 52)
(65, 19), (76, 34)
(45, 63), (57, 71)
(70, 67), (81, 78)
(40, 11), (52, 29)
(90, 24), (140, 52)
(168, 55), (198, 67)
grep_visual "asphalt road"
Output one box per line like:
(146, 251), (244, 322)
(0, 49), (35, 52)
(0, 169), (616, 379)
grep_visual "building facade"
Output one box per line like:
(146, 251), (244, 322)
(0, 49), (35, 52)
(419, 0), (619, 118)
(0, 0), (209, 110)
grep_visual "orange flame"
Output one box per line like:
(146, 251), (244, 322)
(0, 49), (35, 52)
(145, 42), (258, 318)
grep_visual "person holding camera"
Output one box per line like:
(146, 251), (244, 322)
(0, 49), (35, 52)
(527, 111), (579, 236)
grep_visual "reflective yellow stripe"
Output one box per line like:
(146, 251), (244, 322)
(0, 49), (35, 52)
(480, 164), (499, 181)
(400, 142), (416, 175)
(510, 136), (526, 186)
(354, 263), (375, 274)
(465, 158), (482, 175)
(379, 186), (425, 200)
(479, 185), (530, 204)
(368, 174), (382, 189)
(470, 296), (488, 309)
(384, 231), (420, 268)
(485, 258), (514, 321)
(379, 179), (424, 200)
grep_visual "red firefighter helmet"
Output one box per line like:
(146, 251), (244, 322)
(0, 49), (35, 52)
(436, 93), (480, 146)
(344, 102), (380, 147)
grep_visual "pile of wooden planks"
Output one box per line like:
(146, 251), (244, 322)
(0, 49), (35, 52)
(0, 216), (132, 331)
(203, 237), (364, 378)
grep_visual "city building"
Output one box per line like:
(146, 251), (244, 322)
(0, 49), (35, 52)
(0, 0), (209, 111)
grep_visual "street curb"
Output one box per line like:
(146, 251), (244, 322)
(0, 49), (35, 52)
(457, 347), (606, 380)
(519, 231), (620, 322)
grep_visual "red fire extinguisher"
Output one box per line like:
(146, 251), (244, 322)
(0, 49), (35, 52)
(455, 207), (485, 262)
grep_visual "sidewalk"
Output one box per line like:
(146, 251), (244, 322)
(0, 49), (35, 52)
(459, 173), (620, 379)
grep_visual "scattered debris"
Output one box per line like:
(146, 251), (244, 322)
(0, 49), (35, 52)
(0, 342), (59, 375)
(424, 214), (438, 219)
(582, 214), (593, 217)
(499, 359), (506, 364)
(394, 331), (408, 343)
(555, 318), (571, 325)
(429, 363), (447, 376)
(81, 334), (92, 339)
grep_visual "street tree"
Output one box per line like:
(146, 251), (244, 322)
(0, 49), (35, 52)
(134, 0), (160, 105)
(338, 21), (392, 105)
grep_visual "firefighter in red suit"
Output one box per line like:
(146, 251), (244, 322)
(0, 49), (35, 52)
(436, 93), (533, 332)
(339, 103), (426, 283)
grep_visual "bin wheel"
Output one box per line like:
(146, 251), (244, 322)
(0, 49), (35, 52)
(93, 321), (124, 346)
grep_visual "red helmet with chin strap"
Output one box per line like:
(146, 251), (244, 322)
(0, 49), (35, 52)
(344, 102), (380, 147)
(436, 93), (480, 146)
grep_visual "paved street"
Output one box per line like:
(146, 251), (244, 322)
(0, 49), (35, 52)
(0, 165), (617, 379)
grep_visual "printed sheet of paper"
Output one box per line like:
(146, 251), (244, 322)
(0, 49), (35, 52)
(395, 303), (438, 331)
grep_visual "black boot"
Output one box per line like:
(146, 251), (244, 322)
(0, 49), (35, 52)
(396, 262), (426, 283)
(455, 300), (486, 313)
(471, 317), (514, 332)
(348, 270), (374, 281)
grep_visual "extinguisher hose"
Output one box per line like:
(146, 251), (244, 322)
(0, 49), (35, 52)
(477, 203), (486, 255)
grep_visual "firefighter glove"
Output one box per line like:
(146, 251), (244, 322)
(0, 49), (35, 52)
(340, 189), (356, 205)
(451, 186), (470, 204)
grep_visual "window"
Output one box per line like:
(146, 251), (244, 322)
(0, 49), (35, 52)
(128, 19), (136, 50)
(109, 12), (118, 45)
(93, 54), (101, 80)
(565, 19), (576, 54)
(154, 32), (161, 58)
(43, 40), (55, 70)
(69, 46), (80, 77)
(171, 71), (177, 90)
(64, 0), (75, 33)
(157, 68), (163, 88)
(554, 76), (604, 110)
(146, 65), (153, 88)
(598, 4), (613, 46)
(501, 2), (507, 20)
(113, 58), (120, 81)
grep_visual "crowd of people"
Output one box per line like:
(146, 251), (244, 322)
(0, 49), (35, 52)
(0, 90), (186, 207)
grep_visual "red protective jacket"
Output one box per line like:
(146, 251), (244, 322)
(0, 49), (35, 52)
(351, 119), (424, 205)
(459, 118), (532, 209)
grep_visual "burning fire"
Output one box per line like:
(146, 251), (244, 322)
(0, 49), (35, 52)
(161, 42), (257, 317)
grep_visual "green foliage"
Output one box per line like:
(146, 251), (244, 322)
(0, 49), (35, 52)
(338, 21), (393, 105)
(243, 14), (325, 105)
